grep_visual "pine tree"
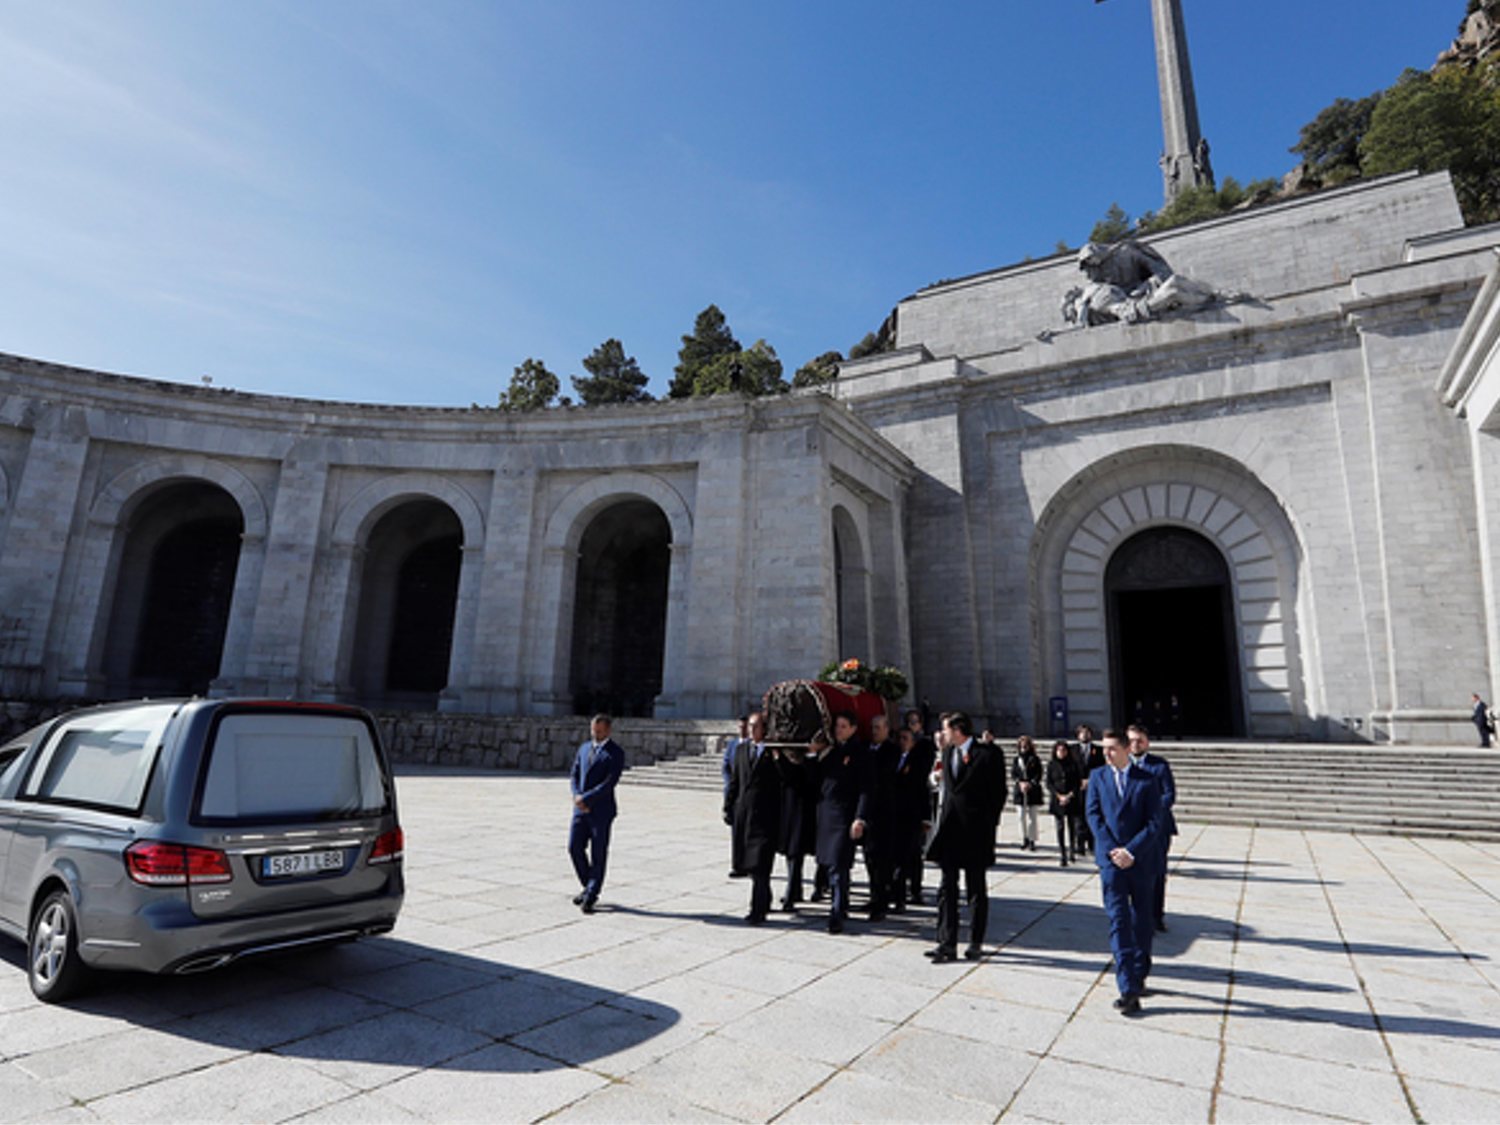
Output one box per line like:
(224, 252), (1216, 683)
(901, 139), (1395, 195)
(571, 338), (652, 406)
(498, 358), (561, 412)
(792, 350), (843, 388)
(669, 305), (740, 398)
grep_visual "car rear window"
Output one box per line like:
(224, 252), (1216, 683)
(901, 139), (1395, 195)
(196, 712), (390, 824)
(22, 705), (172, 814)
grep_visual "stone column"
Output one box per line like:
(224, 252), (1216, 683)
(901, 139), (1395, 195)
(0, 404), (91, 697)
(465, 464), (537, 713)
(236, 459), (330, 696)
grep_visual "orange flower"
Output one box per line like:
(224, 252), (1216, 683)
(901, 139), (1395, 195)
(840, 658), (862, 671)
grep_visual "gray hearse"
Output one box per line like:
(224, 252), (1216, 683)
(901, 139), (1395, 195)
(0, 699), (404, 1000)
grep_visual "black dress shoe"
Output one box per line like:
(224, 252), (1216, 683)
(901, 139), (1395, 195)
(1113, 993), (1141, 1014)
(809, 889), (826, 903)
(728, 870), (747, 878)
(890, 900), (906, 915)
(572, 892), (587, 905)
(745, 912), (766, 926)
(964, 945), (983, 961)
(827, 915), (844, 934)
(580, 897), (597, 914)
(926, 947), (956, 963)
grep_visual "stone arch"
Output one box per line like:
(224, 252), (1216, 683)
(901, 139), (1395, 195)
(1030, 445), (1309, 737)
(347, 497), (464, 706)
(333, 472), (485, 550)
(533, 471), (693, 717)
(91, 454), (269, 539)
(542, 472), (693, 555)
(84, 456), (269, 696)
(318, 475), (484, 709)
(98, 480), (246, 696)
(832, 504), (872, 660)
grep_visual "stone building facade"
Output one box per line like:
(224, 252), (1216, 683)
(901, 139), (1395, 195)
(0, 378), (912, 725)
(1, 170), (1496, 742)
(838, 170), (1498, 743)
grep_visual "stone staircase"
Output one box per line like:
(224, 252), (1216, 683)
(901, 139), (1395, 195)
(623, 740), (1500, 840)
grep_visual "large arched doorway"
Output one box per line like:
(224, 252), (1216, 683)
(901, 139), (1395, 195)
(569, 500), (671, 717)
(1106, 527), (1244, 736)
(103, 481), (244, 696)
(351, 499), (462, 707)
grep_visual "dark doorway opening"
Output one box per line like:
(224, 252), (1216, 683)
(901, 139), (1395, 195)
(1106, 527), (1244, 737)
(570, 500), (670, 718)
(106, 481), (244, 698)
(386, 533), (462, 694)
(352, 500), (462, 708)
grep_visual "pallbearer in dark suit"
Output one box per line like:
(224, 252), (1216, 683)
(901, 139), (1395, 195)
(890, 725), (935, 912)
(724, 712), (782, 924)
(1085, 729), (1164, 1015)
(925, 711), (1004, 962)
(861, 714), (901, 920)
(810, 710), (870, 934)
(777, 743), (818, 911)
(568, 713), (626, 913)
(902, 708), (937, 904)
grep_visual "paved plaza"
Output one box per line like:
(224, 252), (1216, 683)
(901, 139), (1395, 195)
(0, 767), (1497, 1123)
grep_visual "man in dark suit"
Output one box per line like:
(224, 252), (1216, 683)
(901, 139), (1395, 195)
(890, 725), (935, 913)
(902, 708), (937, 904)
(568, 713), (626, 914)
(1473, 694), (1493, 749)
(722, 715), (750, 876)
(861, 713), (900, 921)
(724, 711), (782, 924)
(811, 710), (870, 934)
(925, 711), (1004, 963)
(1127, 724), (1177, 931)
(1086, 728), (1165, 1015)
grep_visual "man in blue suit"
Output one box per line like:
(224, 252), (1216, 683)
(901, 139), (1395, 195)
(1085, 728), (1165, 1015)
(1127, 724), (1177, 932)
(569, 713), (625, 914)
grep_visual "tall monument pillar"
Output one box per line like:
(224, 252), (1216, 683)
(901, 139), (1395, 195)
(1150, 0), (1213, 203)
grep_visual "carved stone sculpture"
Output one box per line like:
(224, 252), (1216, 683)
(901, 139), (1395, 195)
(1062, 240), (1216, 327)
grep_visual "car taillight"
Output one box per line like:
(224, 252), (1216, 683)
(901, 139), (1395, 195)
(125, 841), (233, 886)
(368, 827), (404, 865)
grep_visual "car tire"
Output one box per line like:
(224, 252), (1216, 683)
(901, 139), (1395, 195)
(28, 890), (89, 1003)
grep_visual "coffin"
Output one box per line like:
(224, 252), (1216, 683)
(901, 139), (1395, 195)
(762, 679), (893, 747)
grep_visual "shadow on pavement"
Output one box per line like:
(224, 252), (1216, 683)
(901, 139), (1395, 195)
(0, 936), (679, 1072)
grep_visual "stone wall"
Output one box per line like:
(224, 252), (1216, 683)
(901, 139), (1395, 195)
(0, 698), (730, 772)
(373, 712), (728, 772)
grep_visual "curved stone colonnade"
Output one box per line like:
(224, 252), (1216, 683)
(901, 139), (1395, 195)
(0, 354), (913, 720)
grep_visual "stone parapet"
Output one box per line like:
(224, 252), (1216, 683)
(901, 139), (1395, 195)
(372, 711), (731, 772)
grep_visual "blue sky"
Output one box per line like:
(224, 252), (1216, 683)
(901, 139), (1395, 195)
(0, 1), (1465, 405)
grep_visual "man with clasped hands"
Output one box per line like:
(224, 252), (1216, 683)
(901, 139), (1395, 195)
(1084, 728), (1165, 1016)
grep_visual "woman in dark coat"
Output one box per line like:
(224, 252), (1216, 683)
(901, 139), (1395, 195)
(1046, 739), (1083, 866)
(1012, 735), (1044, 851)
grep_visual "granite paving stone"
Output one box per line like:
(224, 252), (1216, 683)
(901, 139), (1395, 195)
(0, 769), (1491, 1122)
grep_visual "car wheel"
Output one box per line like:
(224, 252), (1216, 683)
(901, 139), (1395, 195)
(29, 890), (89, 1002)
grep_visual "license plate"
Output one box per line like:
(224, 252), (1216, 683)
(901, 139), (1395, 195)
(262, 849), (345, 878)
